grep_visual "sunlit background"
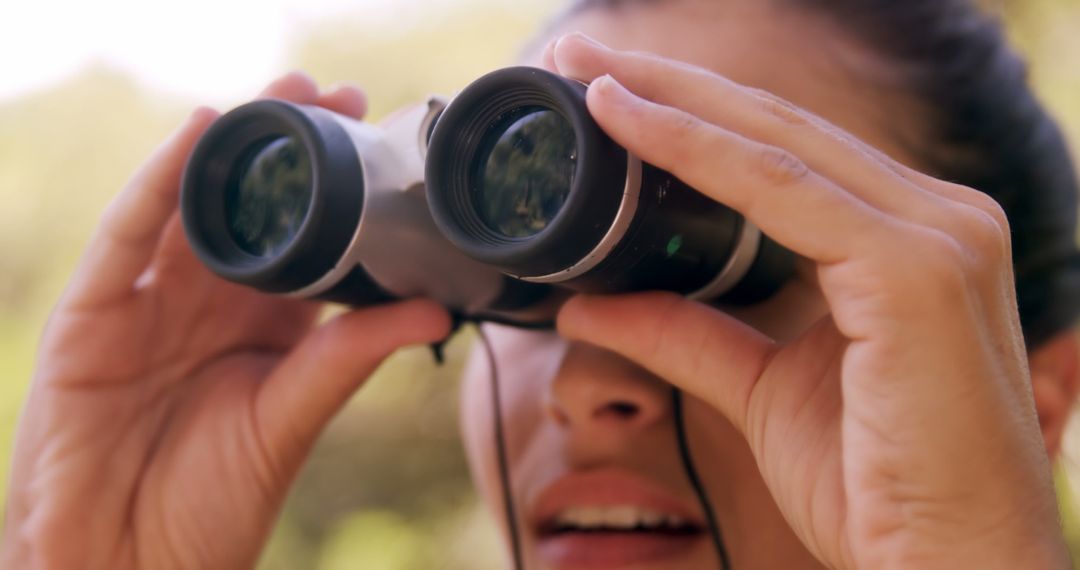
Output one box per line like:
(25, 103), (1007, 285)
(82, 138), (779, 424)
(3, 0), (1080, 568)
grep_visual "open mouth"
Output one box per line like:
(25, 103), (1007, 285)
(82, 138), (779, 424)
(534, 503), (707, 569)
(539, 505), (704, 537)
(528, 469), (710, 568)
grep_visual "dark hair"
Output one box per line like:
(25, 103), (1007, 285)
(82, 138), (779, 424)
(563, 0), (1080, 348)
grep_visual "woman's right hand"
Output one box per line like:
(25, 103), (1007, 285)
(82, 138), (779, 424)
(549, 35), (1070, 570)
(0, 72), (451, 570)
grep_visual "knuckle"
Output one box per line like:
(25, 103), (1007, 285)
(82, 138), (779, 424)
(829, 229), (977, 323)
(940, 198), (1011, 270)
(755, 92), (809, 126)
(980, 198), (1011, 240)
(961, 207), (1010, 263)
(864, 231), (968, 298)
(940, 182), (1011, 231)
(925, 182), (1013, 268)
(753, 144), (810, 186)
(663, 108), (704, 141)
(647, 293), (692, 361)
(963, 187), (1010, 230)
(910, 231), (969, 292)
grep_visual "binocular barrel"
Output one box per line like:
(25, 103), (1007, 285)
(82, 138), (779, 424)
(180, 67), (793, 324)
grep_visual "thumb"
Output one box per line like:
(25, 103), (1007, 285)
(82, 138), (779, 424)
(255, 298), (452, 467)
(557, 292), (774, 434)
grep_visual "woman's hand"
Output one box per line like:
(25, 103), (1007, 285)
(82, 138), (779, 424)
(1, 73), (451, 570)
(550, 34), (1070, 569)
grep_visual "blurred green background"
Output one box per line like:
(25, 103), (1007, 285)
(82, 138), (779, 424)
(3, 0), (1080, 568)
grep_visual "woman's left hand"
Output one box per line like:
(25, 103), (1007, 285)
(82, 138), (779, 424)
(548, 33), (1069, 569)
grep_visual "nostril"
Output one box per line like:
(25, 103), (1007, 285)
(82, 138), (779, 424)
(600, 401), (640, 419)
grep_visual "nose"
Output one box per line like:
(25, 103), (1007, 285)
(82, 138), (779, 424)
(548, 342), (671, 434)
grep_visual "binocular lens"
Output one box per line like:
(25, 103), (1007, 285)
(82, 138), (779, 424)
(476, 108), (576, 238)
(225, 136), (313, 257)
(180, 68), (793, 321)
(427, 67), (794, 304)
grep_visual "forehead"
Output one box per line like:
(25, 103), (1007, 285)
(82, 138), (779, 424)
(527, 0), (922, 168)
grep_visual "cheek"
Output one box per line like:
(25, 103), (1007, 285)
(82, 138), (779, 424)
(684, 397), (819, 563)
(682, 396), (755, 508)
(460, 351), (504, 510)
(459, 334), (564, 508)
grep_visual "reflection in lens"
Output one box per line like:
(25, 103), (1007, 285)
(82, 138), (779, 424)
(476, 108), (576, 238)
(225, 136), (313, 257)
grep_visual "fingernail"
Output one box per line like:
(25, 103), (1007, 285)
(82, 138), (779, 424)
(187, 106), (219, 127)
(554, 32), (605, 60)
(565, 31), (606, 49)
(282, 69), (313, 82)
(590, 74), (631, 101)
(543, 37), (559, 55)
(327, 81), (361, 93)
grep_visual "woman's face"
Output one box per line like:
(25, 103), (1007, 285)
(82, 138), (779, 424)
(460, 1), (923, 568)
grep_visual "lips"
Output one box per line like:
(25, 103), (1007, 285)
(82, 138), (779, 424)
(529, 468), (708, 569)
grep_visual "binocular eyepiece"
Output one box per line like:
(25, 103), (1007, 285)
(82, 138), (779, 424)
(181, 67), (793, 326)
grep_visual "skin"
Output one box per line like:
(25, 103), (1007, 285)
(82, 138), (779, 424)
(460, 2), (1080, 569)
(0, 76), (451, 569)
(1, 0), (1077, 569)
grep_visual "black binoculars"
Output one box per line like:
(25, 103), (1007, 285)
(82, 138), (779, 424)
(181, 67), (793, 326)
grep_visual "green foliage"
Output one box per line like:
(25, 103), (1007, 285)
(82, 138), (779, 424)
(0, 66), (188, 320)
(0, 65), (191, 513)
(319, 511), (428, 570)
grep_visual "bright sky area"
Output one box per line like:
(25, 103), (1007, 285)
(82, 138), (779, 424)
(1, 0), (468, 105)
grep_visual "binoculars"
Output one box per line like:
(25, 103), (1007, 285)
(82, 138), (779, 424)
(181, 67), (793, 326)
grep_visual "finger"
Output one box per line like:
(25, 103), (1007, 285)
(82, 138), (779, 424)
(551, 33), (974, 231)
(257, 70), (320, 103)
(586, 73), (896, 264)
(557, 292), (774, 433)
(559, 38), (1015, 326)
(315, 82), (368, 119)
(539, 37), (559, 74)
(138, 211), (205, 284)
(559, 34), (1014, 289)
(63, 107), (220, 310)
(255, 299), (452, 466)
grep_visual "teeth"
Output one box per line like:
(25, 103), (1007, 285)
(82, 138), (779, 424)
(552, 506), (691, 531)
(605, 506), (638, 529)
(576, 507), (605, 527)
(640, 510), (664, 527)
